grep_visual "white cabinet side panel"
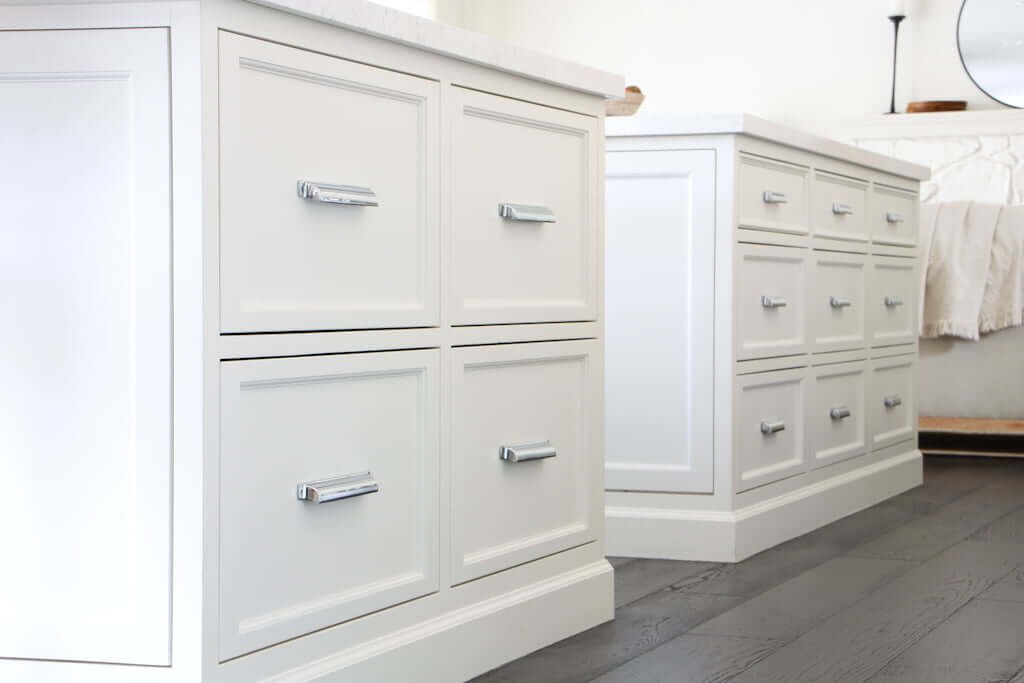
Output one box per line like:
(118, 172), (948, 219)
(605, 149), (715, 493)
(0, 28), (172, 665)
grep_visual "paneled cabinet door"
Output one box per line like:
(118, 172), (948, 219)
(0, 29), (171, 665)
(605, 149), (715, 493)
(449, 87), (599, 325)
(219, 32), (440, 332)
(449, 341), (600, 584)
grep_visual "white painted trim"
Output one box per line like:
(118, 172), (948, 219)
(843, 109), (1024, 141)
(257, 561), (613, 683)
(607, 113), (931, 181)
(607, 449), (923, 562)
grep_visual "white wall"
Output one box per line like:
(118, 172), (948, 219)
(436, 0), (1008, 136)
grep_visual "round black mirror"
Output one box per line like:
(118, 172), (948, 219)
(958, 0), (1024, 107)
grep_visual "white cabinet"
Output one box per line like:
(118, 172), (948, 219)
(1, 2), (620, 682)
(0, 27), (172, 666)
(605, 114), (928, 562)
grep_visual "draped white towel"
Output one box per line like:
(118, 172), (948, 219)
(979, 204), (1024, 334)
(920, 201), (1000, 340)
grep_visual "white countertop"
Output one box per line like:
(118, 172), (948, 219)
(248, 0), (624, 98)
(608, 112), (932, 180)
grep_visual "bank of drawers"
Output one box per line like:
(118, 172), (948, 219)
(215, 32), (602, 660)
(732, 148), (918, 493)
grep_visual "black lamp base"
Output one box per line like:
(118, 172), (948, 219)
(887, 14), (906, 115)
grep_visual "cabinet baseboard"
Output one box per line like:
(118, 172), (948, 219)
(606, 450), (923, 562)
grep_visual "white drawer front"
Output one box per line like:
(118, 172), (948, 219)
(871, 185), (918, 247)
(219, 32), (439, 333)
(810, 251), (866, 353)
(737, 154), (809, 236)
(450, 88), (598, 325)
(869, 355), (916, 450)
(809, 361), (867, 469)
(736, 244), (809, 360)
(735, 367), (807, 492)
(869, 255), (917, 346)
(812, 171), (868, 244)
(450, 341), (599, 584)
(219, 350), (440, 659)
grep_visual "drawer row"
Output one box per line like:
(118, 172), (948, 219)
(738, 152), (919, 248)
(217, 340), (599, 661)
(735, 355), (916, 492)
(219, 32), (599, 334)
(736, 243), (917, 360)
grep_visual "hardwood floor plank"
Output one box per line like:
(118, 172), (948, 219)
(971, 507), (1024, 545)
(847, 482), (1024, 562)
(669, 545), (840, 598)
(590, 634), (778, 683)
(982, 567), (1024, 602)
(729, 540), (1024, 683)
(471, 591), (743, 683)
(613, 559), (718, 608)
(867, 599), (1024, 683)
(690, 557), (911, 641)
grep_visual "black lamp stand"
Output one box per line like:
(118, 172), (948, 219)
(887, 14), (906, 114)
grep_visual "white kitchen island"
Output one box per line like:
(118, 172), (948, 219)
(0, 2), (621, 680)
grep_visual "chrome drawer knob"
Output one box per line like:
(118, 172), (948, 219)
(499, 440), (557, 463)
(829, 296), (852, 308)
(832, 202), (854, 216)
(761, 296), (788, 308)
(830, 406), (852, 420)
(297, 472), (380, 504)
(762, 191), (788, 204)
(760, 420), (786, 435)
(883, 395), (903, 409)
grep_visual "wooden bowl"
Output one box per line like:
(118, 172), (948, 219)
(906, 100), (968, 113)
(606, 85), (645, 117)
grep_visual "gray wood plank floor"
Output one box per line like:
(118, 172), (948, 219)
(472, 456), (1024, 683)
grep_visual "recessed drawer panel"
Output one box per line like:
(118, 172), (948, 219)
(809, 361), (867, 469)
(450, 341), (599, 584)
(868, 255), (917, 346)
(812, 171), (869, 244)
(869, 355), (916, 450)
(450, 87), (598, 325)
(737, 154), (809, 236)
(736, 243), (809, 360)
(219, 32), (439, 333)
(735, 367), (807, 492)
(219, 350), (440, 660)
(871, 185), (918, 247)
(810, 251), (866, 353)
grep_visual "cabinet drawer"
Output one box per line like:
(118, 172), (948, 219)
(218, 350), (440, 659)
(735, 367), (807, 492)
(737, 154), (809, 236)
(219, 32), (439, 333)
(450, 88), (598, 325)
(869, 355), (916, 450)
(871, 185), (918, 247)
(450, 341), (599, 584)
(868, 255), (917, 346)
(808, 361), (867, 469)
(810, 251), (866, 353)
(812, 171), (869, 244)
(735, 243), (809, 360)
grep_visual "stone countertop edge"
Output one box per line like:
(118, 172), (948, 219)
(607, 112), (932, 181)
(247, 0), (625, 99)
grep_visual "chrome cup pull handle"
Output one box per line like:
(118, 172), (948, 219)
(499, 441), (556, 463)
(763, 191), (788, 204)
(297, 181), (379, 207)
(761, 296), (788, 308)
(830, 406), (852, 420)
(832, 202), (855, 215)
(886, 212), (905, 224)
(297, 472), (380, 504)
(884, 295), (904, 307)
(760, 420), (786, 435)
(883, 395), (903, 409)
(498, 203), (556, 223)
(829, 296), (852, 308)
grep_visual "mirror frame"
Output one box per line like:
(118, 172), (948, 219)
(957, 0), (1023, 108)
